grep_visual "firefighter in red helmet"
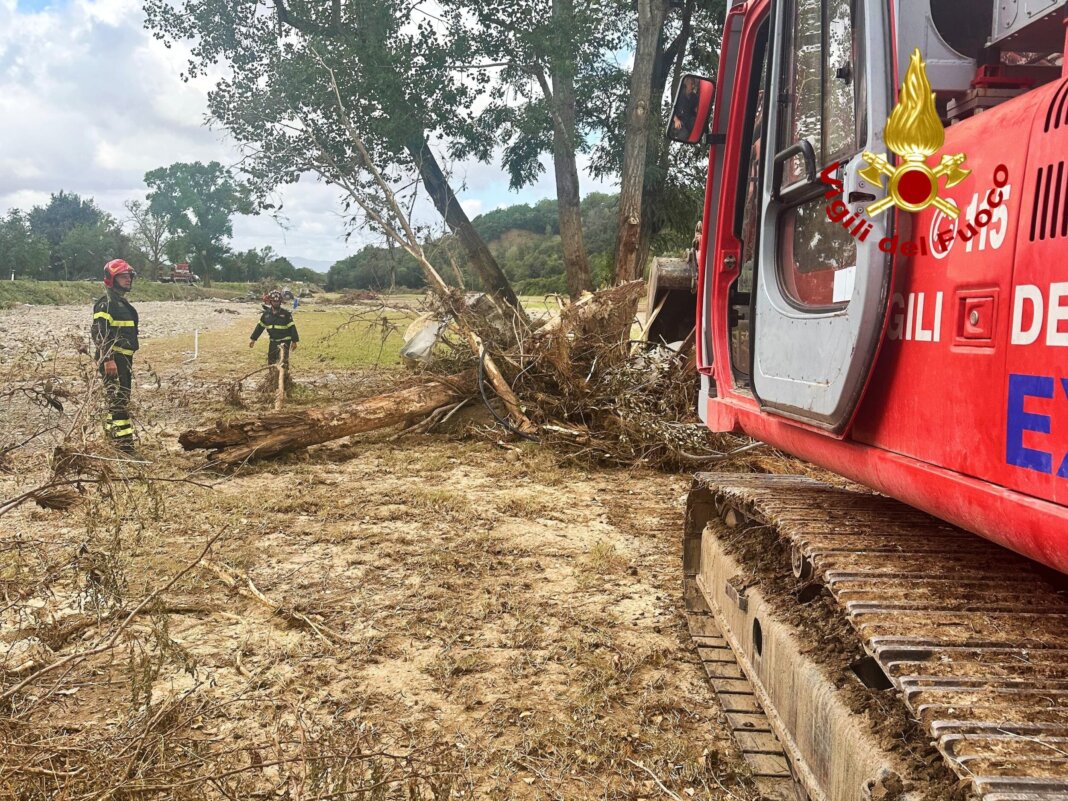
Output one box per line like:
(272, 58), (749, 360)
(92, 259), (139, 452)
(249, 289), (299, 392)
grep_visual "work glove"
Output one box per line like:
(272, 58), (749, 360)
(103, 360), (118, 378)
(290, 342), (298, 352)
(248, 340), (255, 349)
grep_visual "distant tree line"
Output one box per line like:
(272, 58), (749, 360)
(325, 191), (696, 295)
(0, 161), (322, 287)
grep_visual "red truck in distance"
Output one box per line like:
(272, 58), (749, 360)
(159, 263), (199, 284)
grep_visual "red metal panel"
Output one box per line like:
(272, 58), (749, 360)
(707, 392), (1068, 574)
(702, 1), (769, 394)
(852, 87), (1046, 490)
(998, 78), (1068, 508)
(696, 1), (763, 377)
(700, 62), (1068, 570)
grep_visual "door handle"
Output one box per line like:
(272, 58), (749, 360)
(773, 139), (819, 204)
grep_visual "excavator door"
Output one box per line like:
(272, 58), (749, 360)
(751, 0), (894, 433)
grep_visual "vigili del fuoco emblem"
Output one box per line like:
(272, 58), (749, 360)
(860, 49), (970, 218)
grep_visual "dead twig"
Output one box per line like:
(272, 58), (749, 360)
(200, 560), (354, 648)
(626, 758), (685, 801)
(1, 530), (225, 704)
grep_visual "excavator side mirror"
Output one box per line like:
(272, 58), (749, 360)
(667, 74), (716, 145)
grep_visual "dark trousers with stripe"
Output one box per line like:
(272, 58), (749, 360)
(102, 354), (134, 443)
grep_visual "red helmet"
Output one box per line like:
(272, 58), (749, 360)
(103, 259), (135, 288)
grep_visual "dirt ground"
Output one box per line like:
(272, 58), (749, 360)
(1, 299), (262, 354)
(0, 300), (757, 800)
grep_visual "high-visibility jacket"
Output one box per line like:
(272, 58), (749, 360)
(251, 307), (299, 343)
(91, 290), (139, 359)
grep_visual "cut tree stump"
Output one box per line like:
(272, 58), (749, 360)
(180, 370), (475, 467)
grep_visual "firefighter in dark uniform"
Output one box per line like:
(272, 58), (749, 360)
(92, 259), (139, 452)
(249, 289), (299, 384)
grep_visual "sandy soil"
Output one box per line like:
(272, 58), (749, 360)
(0, 299), (261, 357)
(0, 302), (756, 800)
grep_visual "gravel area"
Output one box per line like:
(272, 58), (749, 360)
(0, 300), (261, 358)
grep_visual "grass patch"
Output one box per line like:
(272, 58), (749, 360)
(497, 492), (558, 519)
(298, 308), (412, 368)
(586, 540), (624, 571)
(517, 295), (563, 314)
(407, 486), (479, 522)
(517, 447), (568, 487)
(425, 651), (488, 683)
(577, 540), (628, 589)
(140, 307), (414, 376)
(0, 279), (250, 307)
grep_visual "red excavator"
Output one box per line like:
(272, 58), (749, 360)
(663, 1), (1068, 799)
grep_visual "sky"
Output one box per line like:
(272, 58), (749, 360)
(0, 0), (618, 268)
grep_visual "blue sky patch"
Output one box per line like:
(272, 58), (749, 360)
(16, 0), (60, 12)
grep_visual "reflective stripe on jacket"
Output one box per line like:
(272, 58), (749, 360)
(251, 307), (299, 343)
(91, 290), (139, 359)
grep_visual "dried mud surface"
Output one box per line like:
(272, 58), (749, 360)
(0, 303), (758, 800)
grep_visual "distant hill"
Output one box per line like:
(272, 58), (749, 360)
(322, 191), (695, 294)
(322, 194), (620, 294)
(286, 256), (334, 273)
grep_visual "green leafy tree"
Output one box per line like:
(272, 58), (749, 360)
(142, 0), (523, 316)
(27, 191), (110, 279)
(446, 0), (627, 298)
(447, 192), (618, 291)
(144, 161), (254, 286)
(57, 223), (134, 280)
(0, 211), (50, 280)
(293, 267), (322, 284)
(218, 248), (259, 282)
(327, 244), (427, 291)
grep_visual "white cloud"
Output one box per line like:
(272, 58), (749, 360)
(0, 0), (620, 267)
(461, 198), (484, 217)
(0, 0), (370, 263)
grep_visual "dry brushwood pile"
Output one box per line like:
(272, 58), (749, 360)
(181, 282), (757, 472)
(0, 297), (808, 800)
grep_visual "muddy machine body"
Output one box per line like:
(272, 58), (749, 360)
(673, 1), (1068, 799)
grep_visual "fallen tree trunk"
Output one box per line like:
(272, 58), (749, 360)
(180, 283), (647, 468)
(180, 370), (475, 467)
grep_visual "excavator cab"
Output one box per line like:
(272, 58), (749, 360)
(673, 5), (1068, 800)
(664, 0), (898, 433)
(678, 0), (1066, 434)
(740, 0), (894, 433)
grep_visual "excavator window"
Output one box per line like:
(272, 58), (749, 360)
(776, 0), (862, 309)
(781, 0), (862, 179)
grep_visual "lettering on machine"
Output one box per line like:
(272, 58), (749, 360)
(1011, 283), (1068, 347)
(887, 292), (944, 342)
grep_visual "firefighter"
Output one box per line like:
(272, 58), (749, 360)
(92, 259), (139, 452)
(249, 289), (299, 386)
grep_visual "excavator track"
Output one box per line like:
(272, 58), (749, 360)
(683, 473), (1068, 801)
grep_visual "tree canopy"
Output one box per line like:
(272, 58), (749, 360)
(22, 192), (130, 280)
(0, 173), (321, 286)
(142, 0), (521, 312)
(0, 212), (49, 280)
(145, 161), (255, 286)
